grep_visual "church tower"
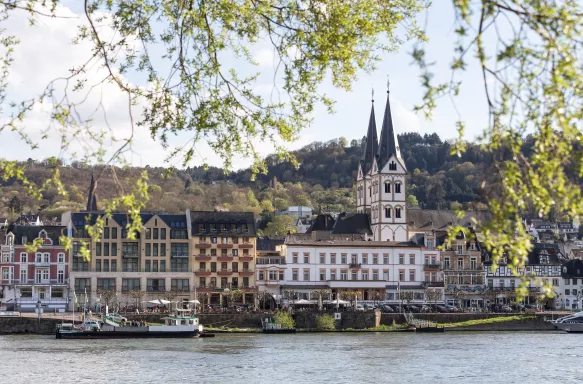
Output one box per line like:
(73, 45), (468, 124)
(369, 85), (408, 241)
(356, 93), (378, 215)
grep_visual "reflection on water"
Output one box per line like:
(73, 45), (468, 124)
(0, 332), (580, 384)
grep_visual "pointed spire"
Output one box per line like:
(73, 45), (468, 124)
(377, 86), (404, 170)
(86, 171), (98, 212)
(360, 98), (378, 175)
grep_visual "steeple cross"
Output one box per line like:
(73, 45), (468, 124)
(387, 75), (390, 93)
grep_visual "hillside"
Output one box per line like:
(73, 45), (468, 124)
(0, 132), (491, 224)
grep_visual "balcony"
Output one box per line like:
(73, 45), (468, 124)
(195, 254), (212, 261)
(195, 285), (213, 292)
(441, 264), (483, 271)
(422, 281), (445, 288)
(217, 269), (232, 275)
(238, 243), (253, 249)
(217, 255), (234, 261)
(238, 268), (254, 276)
(34, 261), (51, 267)
(195, 243), (212, 249)
(239, 256), (253, 261)
(217, 244), (233, 249)
(16, 279), (68, 286)
(146, 287), (166, 292)
(349, 263), (361, 269)
(196, 269), (213, 276)
(424, 263), (441, 269)
(171, 253), (189, 258)
(256, 258), (286, 265)
(265, 280), (282, 286)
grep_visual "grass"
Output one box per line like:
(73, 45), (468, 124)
(441, 315), (536, 328)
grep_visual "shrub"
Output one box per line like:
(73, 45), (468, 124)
(273, 311), (295, 329)
(315, 314), (336, 331)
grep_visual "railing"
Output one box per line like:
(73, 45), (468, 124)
(121, 287), (142, 293)
(34, 261), (51, 267)
(16, 279), (68, 285)
(256, 258), (286, 265)
(423, 263), (441, 268)
(146, 287), (166, 292)
(240, 268), (253, 273)
(441, 264), (483, 271)
(422, 281), (445, 287)
(122, 252), (138, 258)
(349, 263), (362, 269)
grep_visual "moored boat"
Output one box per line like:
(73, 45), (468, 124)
(553, 312), (583, 333)
(56, 313), (203, 339)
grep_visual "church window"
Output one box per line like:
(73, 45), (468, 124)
(384, 182), (390, 193)
(389, 161), (397, 171)
(385, 207), (391, 218)
(395, 208), (401, 218)
(369, 187), (371, 197)
(395, 183), (401, 194)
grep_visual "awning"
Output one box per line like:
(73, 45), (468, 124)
(147, 299), (170, 305)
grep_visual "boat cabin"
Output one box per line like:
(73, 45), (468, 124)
(164, 316), (199, 327)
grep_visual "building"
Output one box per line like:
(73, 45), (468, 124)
(191, 211), (257, 305)
(295, 217), (312, 234)
(356, 90), (408, 241)
(256, 236), (286, 298)
(561, 259), (583, 310)
(483, 243), (565, 309)
(0, 226), (69, 312)
(278, 206), (313, 219)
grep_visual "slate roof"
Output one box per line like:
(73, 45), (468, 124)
(9, 225), (66, 245)
(408, 209), (490, 232)
(528, 243), (565, 265)
(190, 211), (256, 236)
(285, 239), (420, 248)
(360, 102), (378, 175)
(306, 214), (336, 233)
(332, 213), (372, 235)
(376, 91), (404, 170)
(158, 214), (188, 229)
(562, 259), (583, 278)
(257, 236), (285, 251)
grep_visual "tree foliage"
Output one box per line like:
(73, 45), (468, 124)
(315, 314), (336, 331)
(273, 310), (295, 329)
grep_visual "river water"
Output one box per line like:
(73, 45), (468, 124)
(0, 332), (581, 383)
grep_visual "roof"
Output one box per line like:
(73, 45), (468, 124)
(562, 259), (583, 278)
(376, 91), (403, 170)
(190, 211), (256, 236)
(257, 236), (285, 251)
(332, 213), (372, 235)
(360, 101), (378, 176)
(408, 209), (490, 232)
(528, 243), (565, 265)
(9, 225), (66, 245)
(158, 214), (188, 229)
(285, 239), (421, 248)
(306, 214), (335, 233)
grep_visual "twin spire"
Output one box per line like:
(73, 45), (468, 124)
(360, 80), (404, 175)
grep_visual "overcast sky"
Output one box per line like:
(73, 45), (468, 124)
(0, 2), (489, 170)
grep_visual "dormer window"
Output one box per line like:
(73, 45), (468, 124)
(389, 161), (397, 171)
(6, 234), (13, 246)
(21, 236), (27, 245)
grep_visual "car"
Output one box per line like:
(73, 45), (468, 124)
(420, 305), (432, 313)
(444, 304), (459, 312)
(381, 305), (395, 313)
(355, 305), (365, 312)
(500, 305), (513, 313)
(436, 305), (450, 313)
(107, 313), (127, 322)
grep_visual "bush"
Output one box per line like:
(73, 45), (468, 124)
(273, 311), (295, 329)
(315, 314), (336, 331)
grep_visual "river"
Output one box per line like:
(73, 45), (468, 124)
(0, 332), (581, 383)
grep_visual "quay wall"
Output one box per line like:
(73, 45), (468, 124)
(0, 317), (62, 334)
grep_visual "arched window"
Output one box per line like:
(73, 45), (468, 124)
(395, 182), (401, 194)
(384, 182), (391, 194)
(389, 161), (397, 171)
(385, 207), (391, 218)
(395, 207), (402, 219)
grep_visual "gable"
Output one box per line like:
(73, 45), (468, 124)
(380, 154), (407, 174)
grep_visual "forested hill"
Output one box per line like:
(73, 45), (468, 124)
(1, 132), (491, 222)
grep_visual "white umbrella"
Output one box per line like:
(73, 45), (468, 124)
(148, 299), (170, 305)
(187, 300), (201, 304)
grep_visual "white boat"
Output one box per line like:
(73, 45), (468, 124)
(553, 312), (583, 333)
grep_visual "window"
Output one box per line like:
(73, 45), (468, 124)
(211, 237), (217, 244)
(96, 259), (102, 272)
(103, 260), (109, 272)
(122, 278), (141, 292)
(385, 183), (391, 193)
(330, 270), (336, 280)
(95, 242), (102, 257)
(385, 207), (391, 218)
(383, 254), (389, 264)
(341, 254), (347, 264)
(372, 255), (378, 264)
(399, 255), (404, 264)
(171, 258), (189, 272)
(409, 255), (415, 264)
(258, 271), (264, 280)
(122, 242), (138, 258)
(372, 271), (379, 280)
(292, 270), (298, 281)
(303, 254), (309, 264)
(222, 237), (228, 244)
(75, 278), (91, 292)
(146, 243), (151, 257)
(161, 228), (167, 239)
(351, 254), (357, 264)
(153, 228), (159, 240)
(58, 253), (65, 263)
(170, 229), (188, 239)
(122, 259), (138, 272)
(351, 271), (357, 280)
(145, 260), (151, 272)
(574, 278), (578, 285)
(20, 253), (27, 263)
(303, 269), (309, 281)
(457, 258), (464, 269)
(160, 244), (166, 257)
(499, 280), (505, 288)
(552, 278), (559, 287)
(565, 279), (570, 286)
(399, 270), (405, 281)
(331, 254), (336, 264)
(362, 271), (368, 280)
(171, 279), (190, 292)
(341, 271), (347, 280)
(147, 279), (165, 292)
(409, 270), (415, 281)
(319, 270), (326, 281)
(153, 243), (158, 257)
(171, 243), (189, 257)
(152, 260), (158, 272)
(395, 183), (401, 193)
(383, 271), (389, 280)
(20, 269), (27, 283)
(292, 253), (298, 263)
(103, 227), (110, 239)
(319, 254), (325, 264)
(233, 249), (238, 256)
(232, 262), (238, 272)
(566, 289), (571, 295)
(104, 242), (110, 257)
(362, 255), (368, 265)
(389, 161), (397, 171)
(395, 208), (401, 218)
(111, 227), (118, 239)
(56, 270), (64, 284)
(97, 278), (116, 291)
(72, 257), (89, 272)
(111, 260), (117, 272)
(145, 228), (152, 239)
(211, 249), (217, 256)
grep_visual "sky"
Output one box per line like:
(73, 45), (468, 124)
(0, 1), (489, 170)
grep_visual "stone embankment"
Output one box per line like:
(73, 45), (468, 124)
(0, 312), (560, 334)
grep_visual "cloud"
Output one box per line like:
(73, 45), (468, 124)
(253, 48), (275, 68)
